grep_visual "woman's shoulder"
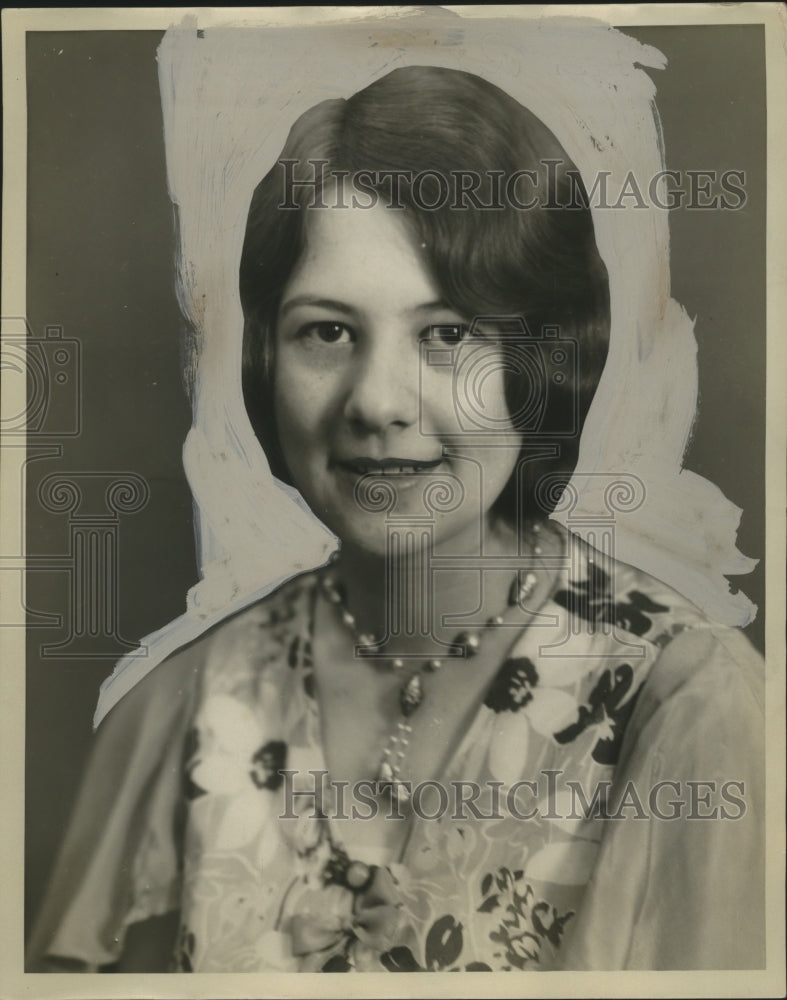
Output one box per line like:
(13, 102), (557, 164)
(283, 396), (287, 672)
(103, 569), (319, 726)
(619, 620), (764, 780)
(554, 528), (762, 698)
(543, 527), (764, 766)
(557, 602), (766, 970)
(636, 621), (763, 716)
(547, 525), (712, 639)
(25, 573), (319, 972)
(98, 627), (210, 738)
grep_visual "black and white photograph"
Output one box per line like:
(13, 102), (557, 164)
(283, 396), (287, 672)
(1, 4), (785, 996)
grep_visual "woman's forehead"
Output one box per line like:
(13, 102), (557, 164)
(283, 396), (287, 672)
(282, 204), (446, 317)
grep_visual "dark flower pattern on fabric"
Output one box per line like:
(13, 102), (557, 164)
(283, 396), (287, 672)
(259, 591), (299, 628)
(553, 560), (669, 636)
(172, 925), (196, 972)
(484, 657), (539, 713)
(287, 634), (311, 669)
(379, 946), (423, 972)
(287, 633), (316, 698)
(380, 914), (465, 972)
(182, 727), (206, 801)
(249, 739), (287, 790)
(531, 901), (573, 947)
(482, 868), (574, 969)
(477, 867), (523, 915)
(322, 950), (353, 972)
(652, 621), (687, 649)
(553, 663), (642, 765)
(614, 590), (670, 635)
(425, 914), (464, 970)
(301, 867), (575, 973)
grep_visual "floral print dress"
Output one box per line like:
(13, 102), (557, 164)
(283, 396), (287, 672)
(174, 536), (700, 973)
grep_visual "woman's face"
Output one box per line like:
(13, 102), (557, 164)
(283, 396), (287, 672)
(273, 203), (523, 557)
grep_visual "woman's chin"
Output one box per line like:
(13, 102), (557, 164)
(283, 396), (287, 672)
(327, 517), (393, 561)
(304, 474), (491, 560)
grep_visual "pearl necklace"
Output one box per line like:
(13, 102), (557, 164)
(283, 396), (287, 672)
(318, 528), (544, 805)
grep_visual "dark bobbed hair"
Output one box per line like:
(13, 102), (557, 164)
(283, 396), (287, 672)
(240, 65), (610, 525)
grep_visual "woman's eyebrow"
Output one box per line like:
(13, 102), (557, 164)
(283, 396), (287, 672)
(410, 298), (452, 314)
(279, 295), (356, 318)
(278, 295), (456, 318)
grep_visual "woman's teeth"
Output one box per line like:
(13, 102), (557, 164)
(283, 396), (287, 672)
(342, 460), (442, 475)
(361, 464), (433, 475)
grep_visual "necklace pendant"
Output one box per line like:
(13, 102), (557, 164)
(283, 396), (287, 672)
(400, 674), (424, 716)
(509, 571), (538, 607)
(376, 760), (412, 805)
(322, 576), (346, 604)
(378, 759), (395, 783)
(390, 780), (411, 805)
(455, 631), (480, 656)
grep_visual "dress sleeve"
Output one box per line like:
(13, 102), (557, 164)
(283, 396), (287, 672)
(25, 644), (203, 971)
(559, 625), (765, 970)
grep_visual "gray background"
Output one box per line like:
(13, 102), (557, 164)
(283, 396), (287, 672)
(23, 25), (766, 941)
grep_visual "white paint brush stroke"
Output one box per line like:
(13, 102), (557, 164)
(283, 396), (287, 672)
(95, 11), (757, 726)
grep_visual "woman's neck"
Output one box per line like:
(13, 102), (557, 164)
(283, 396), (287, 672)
(327, 516), (543, 655)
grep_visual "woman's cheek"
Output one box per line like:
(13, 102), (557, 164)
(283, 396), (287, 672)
(421, 368), (463, 436)
(274, 364), (326, 443)
(423, 346), (515, 438)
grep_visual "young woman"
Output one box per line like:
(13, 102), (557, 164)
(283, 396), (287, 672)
(28, 65), (764, 974)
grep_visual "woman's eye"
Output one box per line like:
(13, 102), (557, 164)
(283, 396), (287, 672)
(422, 323), (473, 345)
(298, 322), (354, 345)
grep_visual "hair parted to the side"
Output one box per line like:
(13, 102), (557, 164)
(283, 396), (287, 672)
(240, 65), (610, 525)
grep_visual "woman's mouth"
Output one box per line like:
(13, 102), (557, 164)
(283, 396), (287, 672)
(335, 457), (444, 476)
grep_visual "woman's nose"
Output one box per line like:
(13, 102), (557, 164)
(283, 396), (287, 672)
(343, 335), (420, 432)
